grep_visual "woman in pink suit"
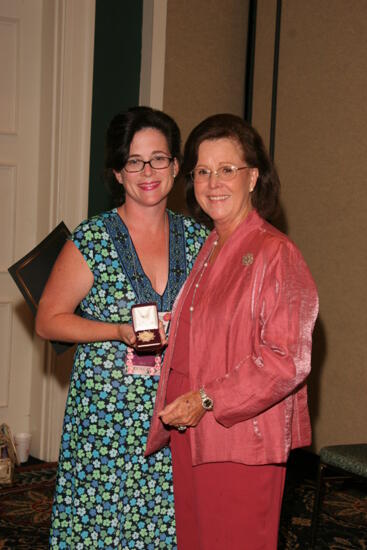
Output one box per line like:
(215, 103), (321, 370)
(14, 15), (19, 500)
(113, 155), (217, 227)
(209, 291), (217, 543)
(146, 114), (319, 550)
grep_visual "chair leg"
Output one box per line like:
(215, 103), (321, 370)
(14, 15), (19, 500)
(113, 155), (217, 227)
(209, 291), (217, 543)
(310, 462), (326, 549)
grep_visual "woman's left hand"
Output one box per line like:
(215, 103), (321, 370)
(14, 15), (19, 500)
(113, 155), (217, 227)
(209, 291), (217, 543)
(159, 391), (206, 429)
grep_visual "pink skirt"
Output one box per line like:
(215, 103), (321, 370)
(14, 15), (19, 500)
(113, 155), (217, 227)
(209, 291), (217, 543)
(167, 369), (286, 550)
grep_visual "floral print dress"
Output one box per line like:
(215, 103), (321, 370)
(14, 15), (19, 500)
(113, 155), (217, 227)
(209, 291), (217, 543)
(49, 209), (208, 549)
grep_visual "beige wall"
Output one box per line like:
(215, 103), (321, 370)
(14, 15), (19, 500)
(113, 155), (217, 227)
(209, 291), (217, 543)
(163, 0), (249, 212)
(252, 0), (367, 450)
(163, 0), (367, 452)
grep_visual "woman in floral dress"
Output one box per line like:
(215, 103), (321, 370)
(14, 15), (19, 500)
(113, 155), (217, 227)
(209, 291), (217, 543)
(36, 106), (208, 549)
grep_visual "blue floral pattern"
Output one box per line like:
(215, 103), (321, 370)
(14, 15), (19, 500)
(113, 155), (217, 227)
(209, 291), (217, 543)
(49, 209), (208, 549)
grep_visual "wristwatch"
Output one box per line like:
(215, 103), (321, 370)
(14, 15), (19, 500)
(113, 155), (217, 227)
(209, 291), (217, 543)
(199, 388), (214, 411)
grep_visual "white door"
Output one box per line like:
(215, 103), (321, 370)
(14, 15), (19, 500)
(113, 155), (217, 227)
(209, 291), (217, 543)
(0, 0), (95, 460)
(0, 0), (45, 441)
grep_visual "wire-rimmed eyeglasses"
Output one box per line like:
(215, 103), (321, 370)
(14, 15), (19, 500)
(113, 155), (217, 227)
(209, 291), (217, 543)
(124, 156), (173, 173)
(190, 165), (251, 183)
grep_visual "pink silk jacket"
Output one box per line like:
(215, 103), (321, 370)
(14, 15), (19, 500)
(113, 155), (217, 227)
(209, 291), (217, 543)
(146, 210), (319, 466)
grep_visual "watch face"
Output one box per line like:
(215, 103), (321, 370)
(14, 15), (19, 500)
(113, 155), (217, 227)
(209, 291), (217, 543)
(203, 397), (213, 410)
(199, 388), (213, 410)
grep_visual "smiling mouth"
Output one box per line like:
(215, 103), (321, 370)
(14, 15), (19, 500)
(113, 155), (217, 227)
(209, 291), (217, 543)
(138, 181), (160, 191)
(208, 195), (230, 201)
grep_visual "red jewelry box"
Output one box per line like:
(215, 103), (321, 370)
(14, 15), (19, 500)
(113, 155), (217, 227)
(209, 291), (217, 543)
(131, 303), (162, 353)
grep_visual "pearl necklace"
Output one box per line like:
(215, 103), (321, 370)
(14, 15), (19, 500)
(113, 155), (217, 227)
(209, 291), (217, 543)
(189, 238), (218, 322)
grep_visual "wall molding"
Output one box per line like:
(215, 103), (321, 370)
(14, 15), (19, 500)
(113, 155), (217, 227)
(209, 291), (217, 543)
(0, 303), (12, 408)
(139, 0), (167, 109)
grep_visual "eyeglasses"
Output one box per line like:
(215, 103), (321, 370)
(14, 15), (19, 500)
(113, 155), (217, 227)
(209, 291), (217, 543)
(124, 155), (173, 173)
(190, 165), (251, 183)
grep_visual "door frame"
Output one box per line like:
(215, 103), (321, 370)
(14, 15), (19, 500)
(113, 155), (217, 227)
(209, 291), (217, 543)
(35, 0), (96, 461)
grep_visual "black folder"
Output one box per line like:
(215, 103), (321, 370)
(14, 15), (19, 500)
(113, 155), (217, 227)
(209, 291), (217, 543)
(8, 222), (75, 354)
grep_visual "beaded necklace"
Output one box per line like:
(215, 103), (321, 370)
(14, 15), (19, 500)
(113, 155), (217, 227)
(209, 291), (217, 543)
(128, 212), (170, 306)
(125, 212), (170, 376)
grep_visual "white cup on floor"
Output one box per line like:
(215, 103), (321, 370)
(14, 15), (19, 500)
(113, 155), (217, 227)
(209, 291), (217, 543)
(14, 432), (32, 463)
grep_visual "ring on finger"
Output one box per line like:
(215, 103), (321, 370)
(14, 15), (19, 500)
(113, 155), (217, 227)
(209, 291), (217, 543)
(177, 425), (187, 432)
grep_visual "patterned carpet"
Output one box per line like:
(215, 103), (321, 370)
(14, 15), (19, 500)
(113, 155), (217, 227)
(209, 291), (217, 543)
(0, 462), (56, 549)
(278, 450), (367, 549)
(0, 451), (366, 549)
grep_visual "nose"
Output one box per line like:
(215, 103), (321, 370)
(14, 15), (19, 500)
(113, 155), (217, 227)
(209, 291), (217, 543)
(208, 170), (220, 189)
(143, 161), (153, 175)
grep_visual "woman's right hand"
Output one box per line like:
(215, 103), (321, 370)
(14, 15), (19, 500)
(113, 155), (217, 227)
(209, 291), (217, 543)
(117, 324), (137, 347)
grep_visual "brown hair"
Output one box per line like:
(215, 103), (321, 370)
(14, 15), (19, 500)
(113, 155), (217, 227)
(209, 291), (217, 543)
(182, 113), (280, 221)
(105, 106), (181, 206)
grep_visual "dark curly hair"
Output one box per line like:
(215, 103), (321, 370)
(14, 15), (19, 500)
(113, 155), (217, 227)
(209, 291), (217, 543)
(182, 113), (280, 221)
(105, 106), (181, 206)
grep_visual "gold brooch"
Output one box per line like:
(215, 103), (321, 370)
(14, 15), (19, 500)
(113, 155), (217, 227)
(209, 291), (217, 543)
(137, 330), (155, 343)
(242, 253), (254, 266)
